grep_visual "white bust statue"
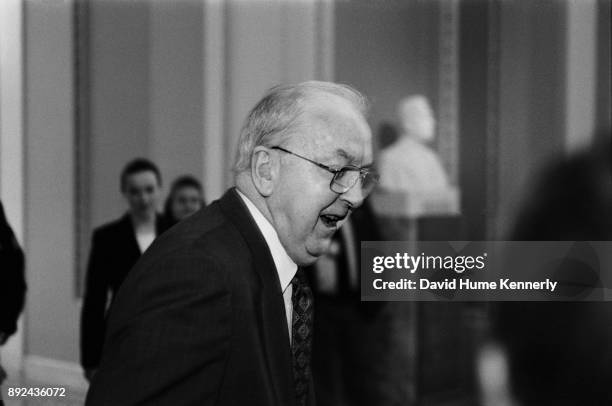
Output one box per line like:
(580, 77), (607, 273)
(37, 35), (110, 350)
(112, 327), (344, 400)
(379, 95), (449, 194)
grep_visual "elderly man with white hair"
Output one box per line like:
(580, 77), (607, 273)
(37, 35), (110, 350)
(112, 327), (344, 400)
(86, 81), (378, 406)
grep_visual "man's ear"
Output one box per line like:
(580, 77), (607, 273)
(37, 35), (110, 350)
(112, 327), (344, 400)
(251, 146), (277, 197)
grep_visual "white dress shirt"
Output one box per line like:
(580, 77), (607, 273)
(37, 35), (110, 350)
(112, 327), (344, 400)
(237, 190), (298, 343)
(135, 228), (156, 254)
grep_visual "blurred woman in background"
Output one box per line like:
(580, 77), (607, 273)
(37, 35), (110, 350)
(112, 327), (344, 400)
(164, 175), (205, 226)
(81, 158), (168, 382)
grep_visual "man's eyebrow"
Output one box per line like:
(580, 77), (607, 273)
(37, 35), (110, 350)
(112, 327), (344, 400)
(333, 148), (374, 169)
(334, 148), (356, 162)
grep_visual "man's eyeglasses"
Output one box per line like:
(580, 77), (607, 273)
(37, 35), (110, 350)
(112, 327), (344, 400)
(271, 146), (379, 197)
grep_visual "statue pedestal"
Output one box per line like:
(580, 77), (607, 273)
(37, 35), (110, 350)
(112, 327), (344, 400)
(368, 188), (478, 406)
(371, 187), (460, 218)
(370, 187), (460, 242)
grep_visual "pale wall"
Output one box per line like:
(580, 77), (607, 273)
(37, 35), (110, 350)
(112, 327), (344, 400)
(88, 0), (152, 227)
(88, 0), (205, 229)
(495, 0), (600, 237)
(24, 0), (78, 362)
(335, 0), (441, 146)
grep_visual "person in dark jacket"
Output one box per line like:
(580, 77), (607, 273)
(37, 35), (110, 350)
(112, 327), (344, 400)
(0, 200), (26, 394)
(85, 81), (377, 406)
(80, 158), (169, 382)
(481, 140), (612, 406)
(0, 201), (26, 345)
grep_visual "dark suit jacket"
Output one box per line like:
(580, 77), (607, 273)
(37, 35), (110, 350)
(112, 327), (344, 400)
(86, 188), (312, 406)
(80, 213), (168, 369)
(0, 201), (26, 340)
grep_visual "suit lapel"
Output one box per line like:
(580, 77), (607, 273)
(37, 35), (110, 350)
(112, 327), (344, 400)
(122, 213), (166, 258)
(119, 214), (142, 259)
(219, 188), (297, 406)
(154, 213), (168, 235)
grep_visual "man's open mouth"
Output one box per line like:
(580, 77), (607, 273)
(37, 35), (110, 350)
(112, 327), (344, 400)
(320, 213), (346, 228)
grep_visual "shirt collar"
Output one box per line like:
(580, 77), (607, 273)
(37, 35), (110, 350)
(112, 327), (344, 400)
(237, 190), (297, 292)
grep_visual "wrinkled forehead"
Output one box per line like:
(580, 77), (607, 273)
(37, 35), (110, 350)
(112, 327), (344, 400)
(292, 95), (373, 164)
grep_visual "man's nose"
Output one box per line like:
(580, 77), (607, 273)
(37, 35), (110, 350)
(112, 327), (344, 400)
(339, 181), (365, 208)
(139, 193), (151, 203)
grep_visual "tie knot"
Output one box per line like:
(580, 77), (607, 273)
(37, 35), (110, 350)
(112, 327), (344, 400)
(291, 267), (307, 289)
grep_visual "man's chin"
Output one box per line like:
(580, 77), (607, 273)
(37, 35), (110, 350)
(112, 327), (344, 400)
(296, 256), (319, 267)
(300, 239), (333, 265)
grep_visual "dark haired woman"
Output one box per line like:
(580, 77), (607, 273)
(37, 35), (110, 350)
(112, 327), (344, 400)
(164, 175), (206, 226)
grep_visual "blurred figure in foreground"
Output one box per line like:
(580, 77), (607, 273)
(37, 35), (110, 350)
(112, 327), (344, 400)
(0, 201), (26, 397)
(480, 302), (612, 406)
(512, 139), (612, 241)
(480, 138), (612, 405)
(164, 175), (205, 226)
(80, 158), (169, 382)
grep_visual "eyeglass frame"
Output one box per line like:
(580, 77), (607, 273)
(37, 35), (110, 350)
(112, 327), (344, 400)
(270, 146), (379, 195)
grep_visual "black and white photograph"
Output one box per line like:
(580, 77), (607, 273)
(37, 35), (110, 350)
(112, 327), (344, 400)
(0, 0), (610, 405)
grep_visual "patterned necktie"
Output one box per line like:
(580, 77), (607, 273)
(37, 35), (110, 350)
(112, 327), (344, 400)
(291, 267), (313, 406)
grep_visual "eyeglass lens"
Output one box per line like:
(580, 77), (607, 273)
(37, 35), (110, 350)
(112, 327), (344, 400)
(331, 170), (378, 194)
